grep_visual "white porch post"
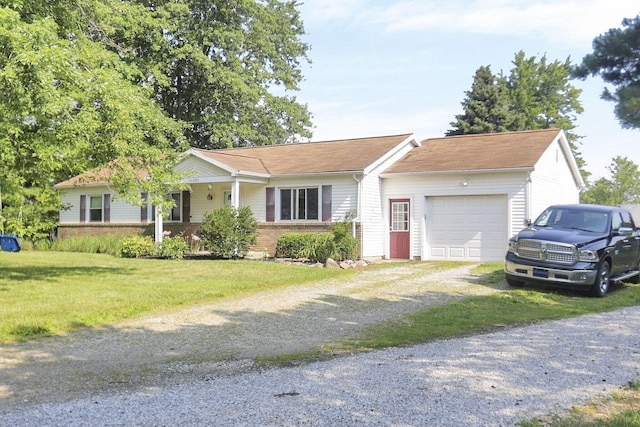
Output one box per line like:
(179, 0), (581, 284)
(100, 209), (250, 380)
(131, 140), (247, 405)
(232, 178), (240, 208)
(155, 207), (164, 244)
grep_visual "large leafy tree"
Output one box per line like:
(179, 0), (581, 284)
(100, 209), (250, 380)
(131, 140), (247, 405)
(574, 15), (640, 129)
(581, 157), (640, 205)
(0, 0), (311, 239)
(0, 3), (186, 239)
(90, 0), (312, 148)
(448, 51), (585, 172)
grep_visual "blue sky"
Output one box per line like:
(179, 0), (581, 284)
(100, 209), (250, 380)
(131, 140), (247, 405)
(295, 0), (639, 181)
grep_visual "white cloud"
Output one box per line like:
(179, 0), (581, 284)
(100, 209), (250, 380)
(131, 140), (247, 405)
(361, 0), (638, 48)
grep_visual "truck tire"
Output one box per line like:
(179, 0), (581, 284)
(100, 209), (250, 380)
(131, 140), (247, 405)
(630, 261), (640, 284)
(590, 261), (610, 297)
(506, 275), (524, 287)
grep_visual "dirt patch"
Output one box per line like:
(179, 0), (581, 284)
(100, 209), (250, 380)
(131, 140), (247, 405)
(0, 262), (505, 412)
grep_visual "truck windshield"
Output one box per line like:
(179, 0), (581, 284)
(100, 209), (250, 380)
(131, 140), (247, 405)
(534, 208), (609, 233)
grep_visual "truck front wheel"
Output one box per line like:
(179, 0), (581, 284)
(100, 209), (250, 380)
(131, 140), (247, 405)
(590, 261), (610, 297)
(506, 275), (524, 287)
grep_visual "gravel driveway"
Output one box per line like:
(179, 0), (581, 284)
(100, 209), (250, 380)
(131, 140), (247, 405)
(1, 262), (639, 426)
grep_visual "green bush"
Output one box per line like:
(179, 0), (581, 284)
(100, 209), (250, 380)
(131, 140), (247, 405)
(119, 235), (156, 258)
(197, 205), (258, 259)
(157, 235), (189, 260)
(274, 233), (308, 259)
(275, 221), (359, 263)
(301, 233), (334, 262)
(274, 232), (337, 263)
(331, 221), (359, 261)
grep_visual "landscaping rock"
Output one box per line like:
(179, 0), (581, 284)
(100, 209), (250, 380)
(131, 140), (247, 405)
(339, 261), (352, 269)
(325, 258), (340, 269)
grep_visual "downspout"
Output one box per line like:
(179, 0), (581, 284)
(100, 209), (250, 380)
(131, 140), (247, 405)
(352, 174), (363, 256)
(525, 171), (532, 224)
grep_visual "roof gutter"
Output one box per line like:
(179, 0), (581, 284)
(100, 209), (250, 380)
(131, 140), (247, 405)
(380, 167), (534, 178)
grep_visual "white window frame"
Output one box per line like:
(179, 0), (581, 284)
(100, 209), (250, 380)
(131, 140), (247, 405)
(88, 195), (103, 223)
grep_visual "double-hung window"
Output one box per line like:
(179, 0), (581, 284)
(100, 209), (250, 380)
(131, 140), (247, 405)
(280, 188), (319, 220)
(89, 196), (103, 222)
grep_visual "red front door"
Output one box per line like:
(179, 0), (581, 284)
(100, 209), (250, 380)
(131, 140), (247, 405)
(390, 199), (410, 259)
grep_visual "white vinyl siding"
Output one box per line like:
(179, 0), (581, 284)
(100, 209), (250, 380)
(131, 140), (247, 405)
(383, 171), (529, 260)
(59, 188), (146, 224)
(359, 139), (417, 258)
(174, 156), (230, 178)
(529, 139), (582, 220)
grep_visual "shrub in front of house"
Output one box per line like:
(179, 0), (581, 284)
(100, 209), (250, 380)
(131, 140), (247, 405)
(274, 233), (308, 259)
(275, 233), (334, 262)
(157, 235), (190, 260)
(119, 235), (156, 258)
(275, 223), (359, 263)
(331, 221), (359, 261)
(197, 205), (258, 259)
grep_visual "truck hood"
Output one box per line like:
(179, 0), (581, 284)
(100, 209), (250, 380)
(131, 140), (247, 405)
(514, 227), (608, 247)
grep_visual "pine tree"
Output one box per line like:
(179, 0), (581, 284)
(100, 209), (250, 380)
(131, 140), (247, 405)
(446, 66), (512, 135)
(574, 15), (640, 129)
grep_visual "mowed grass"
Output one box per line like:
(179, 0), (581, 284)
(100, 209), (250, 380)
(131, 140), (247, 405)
(0, 251), (352, 342)
(345, 264), (640, 351)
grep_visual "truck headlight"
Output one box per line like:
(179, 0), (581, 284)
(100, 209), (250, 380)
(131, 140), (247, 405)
(579, 250), (599, 262)
(507, 240), (518, 254)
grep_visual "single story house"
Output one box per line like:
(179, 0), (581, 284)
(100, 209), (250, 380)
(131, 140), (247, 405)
(55, 128), (584, 261)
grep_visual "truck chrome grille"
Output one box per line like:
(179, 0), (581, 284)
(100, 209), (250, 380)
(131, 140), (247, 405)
(515, 239), (577, 265)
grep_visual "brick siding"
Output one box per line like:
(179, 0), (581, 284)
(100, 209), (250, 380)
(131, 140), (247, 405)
(57, 222), (363, 257)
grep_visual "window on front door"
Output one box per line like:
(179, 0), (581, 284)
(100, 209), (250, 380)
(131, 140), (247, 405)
(280, 188), (319, 220)
(391, 201), (409, 231)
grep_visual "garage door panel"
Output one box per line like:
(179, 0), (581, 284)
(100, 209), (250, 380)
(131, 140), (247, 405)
(426, 195), (508, 261)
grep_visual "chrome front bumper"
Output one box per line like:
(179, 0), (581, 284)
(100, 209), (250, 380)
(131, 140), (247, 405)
(504, 260), (598, 286)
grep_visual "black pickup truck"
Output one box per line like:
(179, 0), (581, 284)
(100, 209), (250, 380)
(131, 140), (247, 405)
(505, 204), (640, 297)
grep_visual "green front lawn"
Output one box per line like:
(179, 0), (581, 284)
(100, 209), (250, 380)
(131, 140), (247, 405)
(0, 251), (352, 342)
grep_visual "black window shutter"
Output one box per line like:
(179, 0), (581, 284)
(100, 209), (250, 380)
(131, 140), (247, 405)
(322, 185), (332, 222)
(141, 193), (148, 223)
(266, 187), (275, 222)
(79, 195), (86, 223)
(182, 191), (191, 223)
(103, 194), (111, 223)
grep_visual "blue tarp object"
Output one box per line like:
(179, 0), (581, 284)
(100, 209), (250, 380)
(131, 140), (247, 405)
(0, 234), (21, 252)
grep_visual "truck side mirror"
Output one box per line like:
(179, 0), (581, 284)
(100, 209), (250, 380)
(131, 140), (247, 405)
(616, 226), (634, 237)
(524, 218), (532, 227)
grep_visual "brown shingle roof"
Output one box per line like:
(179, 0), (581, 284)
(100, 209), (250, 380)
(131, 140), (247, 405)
(54, 161), (150, 189)
(383, 129), (563, 174)
(54, 134), (415, 188)
(194, 133), (414, 175)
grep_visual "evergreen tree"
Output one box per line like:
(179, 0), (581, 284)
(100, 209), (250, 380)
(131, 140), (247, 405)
(446, 66), (512, 136)
(574, 15), (640, 129)
(448, 51), (585, 174)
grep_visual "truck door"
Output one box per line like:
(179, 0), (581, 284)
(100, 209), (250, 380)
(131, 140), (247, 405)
(611, 211), (639, 274)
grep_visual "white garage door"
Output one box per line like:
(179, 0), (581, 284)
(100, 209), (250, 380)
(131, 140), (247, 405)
(426, 195), (508, 261)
